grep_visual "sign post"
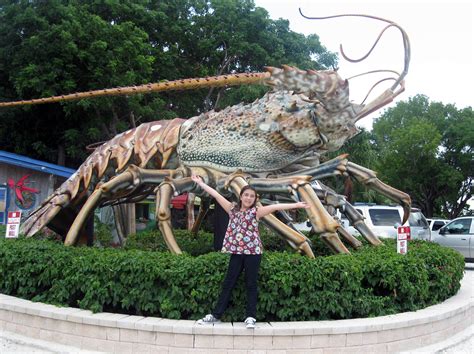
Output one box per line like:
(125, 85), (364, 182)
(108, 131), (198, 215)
(397, 226), (410, 255)
(5, 211), (21, 239)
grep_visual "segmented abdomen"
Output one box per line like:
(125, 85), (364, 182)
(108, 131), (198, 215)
(21, 118), (184, 236)
(62, 118), (184, 199)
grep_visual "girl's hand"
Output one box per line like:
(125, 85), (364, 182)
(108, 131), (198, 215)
(191, 174), (204, 185)
(296, 202), (310, 209)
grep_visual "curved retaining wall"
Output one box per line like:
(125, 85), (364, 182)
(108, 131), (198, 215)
(0, 275), (472, 353)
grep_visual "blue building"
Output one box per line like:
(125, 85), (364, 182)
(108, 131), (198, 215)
(0, 150), (76, 224)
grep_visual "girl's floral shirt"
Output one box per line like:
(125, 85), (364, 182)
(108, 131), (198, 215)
(221, 206), (262, 255)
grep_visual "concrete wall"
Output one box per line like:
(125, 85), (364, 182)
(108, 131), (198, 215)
(0, 278), (471, 353)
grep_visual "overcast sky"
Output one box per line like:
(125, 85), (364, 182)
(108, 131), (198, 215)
(254, 0), (473, 130)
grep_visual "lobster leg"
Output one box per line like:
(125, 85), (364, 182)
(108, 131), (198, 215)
(281, 155), (411, 223)
(311, 186), (382, 247)
(340, 202), (383, 246)
(156, 174), (216, 254)
(280, 154), (349, 180)
(311, 189), (364, 248)
(346, 162), (411, 223)
(191, 198), (210, 235)
(64, 165), (173, 246)
(259, 191), (363, 250)
(281, 155), (410, 240)
(155, 181), (182, 254)
(296, 183), (350, 254)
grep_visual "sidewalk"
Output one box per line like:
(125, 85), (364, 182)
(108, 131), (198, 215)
(0, 330), (98, 353)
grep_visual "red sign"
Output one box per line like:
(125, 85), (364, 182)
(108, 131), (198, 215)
(397, 226), (410, 254)
(5, 211), (22, 239)
(397, 226), (411, 240)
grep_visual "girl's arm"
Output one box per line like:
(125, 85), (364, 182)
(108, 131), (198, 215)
(256, 202), (310, 220)
(191, 175), (233, 214)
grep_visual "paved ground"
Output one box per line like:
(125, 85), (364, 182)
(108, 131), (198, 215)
(0, 330), (98, 353)
(0, 264), (472, 353)
(0, 330), (100, 353)
(441, 335), (473, 354)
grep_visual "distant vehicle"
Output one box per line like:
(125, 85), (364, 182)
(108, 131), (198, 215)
(294, 204), (431, 241)
(338, 204), (431, 240)
(432, 216), (473, 259)
(426, 218), (450, 236)
(293, 219), (312, 233)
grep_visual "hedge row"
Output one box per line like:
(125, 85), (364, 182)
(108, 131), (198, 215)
(0, 236), (464, 321)
(124, 226), (336, 256)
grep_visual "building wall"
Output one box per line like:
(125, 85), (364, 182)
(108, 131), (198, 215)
(0, 162), (66, 221)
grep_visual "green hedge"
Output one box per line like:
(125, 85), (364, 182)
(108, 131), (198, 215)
(124, 227), (334, 256)
(0, 236), (464, 321)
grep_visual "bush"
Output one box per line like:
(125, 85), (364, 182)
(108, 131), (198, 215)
(124, 225), (334, 256)
(0, 237), (464, 321)
(125, 229), (214, 256)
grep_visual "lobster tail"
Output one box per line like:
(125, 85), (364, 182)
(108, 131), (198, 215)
(20, 192), (76, 237)
(20, 119), (184, 239)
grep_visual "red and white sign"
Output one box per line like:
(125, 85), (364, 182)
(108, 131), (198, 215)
(397, 226), (410, 254)
(5, 211), (22, 239)
(397, 226), (411, 240)
(397, 239), (408, 254)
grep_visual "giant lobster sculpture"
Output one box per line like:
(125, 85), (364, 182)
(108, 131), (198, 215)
(1, 14), (411, 258)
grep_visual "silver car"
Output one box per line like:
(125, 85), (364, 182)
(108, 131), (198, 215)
(426, 218), (450, 237)
(433, 216), (473, 259)
(338, 205), (431, 240)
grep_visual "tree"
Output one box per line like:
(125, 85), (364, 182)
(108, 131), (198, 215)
(0, 1), (159, 164)
(0, 0), (337, 167)
(372, 95), (473, 218)
(324, 129), (392, 204)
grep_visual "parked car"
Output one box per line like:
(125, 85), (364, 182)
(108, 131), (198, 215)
(432, 216), (473, 259)
(426, 218), (450, 237)
(427, 218), (450, 231)
(294, 204), (431, 241)
(293, 219), (312, 233)
(339, 204), (431, 240)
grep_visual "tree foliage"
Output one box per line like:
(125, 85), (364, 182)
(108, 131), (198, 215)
(326, 95), (472, 218)
(0, 0), (336, 166)
(372, 95), (473, 218)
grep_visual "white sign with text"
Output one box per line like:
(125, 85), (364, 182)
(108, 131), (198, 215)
(5, 211), (21, 239)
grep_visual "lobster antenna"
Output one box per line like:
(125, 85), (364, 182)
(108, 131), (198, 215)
(298, 10), (410, 93)
(0, 72), (270, 108)
(346, 69), (400, 81)
(360, 77), (398, 105)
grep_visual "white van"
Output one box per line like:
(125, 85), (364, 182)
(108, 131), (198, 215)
(339, 204), (431, 240)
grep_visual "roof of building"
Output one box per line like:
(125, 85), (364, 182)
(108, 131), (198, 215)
(0, 150), (76, 178)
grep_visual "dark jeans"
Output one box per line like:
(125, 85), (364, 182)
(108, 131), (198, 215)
(212, 254), (262, 319)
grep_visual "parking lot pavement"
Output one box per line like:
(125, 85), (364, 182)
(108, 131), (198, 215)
(0, 330), (99, 353)
(440, 332), (474, 354)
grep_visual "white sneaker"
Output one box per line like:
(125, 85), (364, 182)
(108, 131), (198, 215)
(197, 314), (220, 325)
(244, 317), (256, 329)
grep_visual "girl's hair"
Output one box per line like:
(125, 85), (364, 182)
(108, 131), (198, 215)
(238, 185), (258, 209)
